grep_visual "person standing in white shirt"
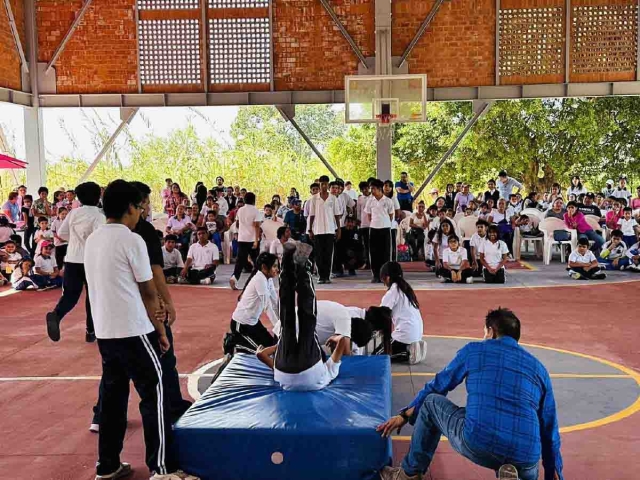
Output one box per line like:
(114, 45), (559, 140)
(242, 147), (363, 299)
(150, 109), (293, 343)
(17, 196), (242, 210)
(365, 179), (394, 283)
(345, 181), (359, 201)
(216, 188), (229, 217)
(46, 181), (105, 343)
(230, 192), (261, 290)
(308, 175), (342, 284)
(181, 227), (219, 285)
(84, 179), (200, 480)
(357, 181), (372, 269)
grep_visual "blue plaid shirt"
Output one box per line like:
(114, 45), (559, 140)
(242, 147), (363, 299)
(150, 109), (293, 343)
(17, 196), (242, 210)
(407, 337), (563, 480)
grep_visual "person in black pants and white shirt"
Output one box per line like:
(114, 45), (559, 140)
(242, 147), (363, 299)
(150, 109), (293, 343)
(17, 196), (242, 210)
(229, 192), (261, 290)
(46, 181), (105, 343)
(308, 175), (342, 284)
(365, 179), (394, 283)
(85, 180), (199, 480)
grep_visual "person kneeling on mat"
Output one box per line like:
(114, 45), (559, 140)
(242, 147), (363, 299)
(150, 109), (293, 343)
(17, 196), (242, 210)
(257, 242), (351, 391)
(377, 308), (563, 480)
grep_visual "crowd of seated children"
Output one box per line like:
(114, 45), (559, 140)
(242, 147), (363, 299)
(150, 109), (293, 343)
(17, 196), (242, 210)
(479, 225), (510, 284)
(568, 238), (607, 280)
(439, 235), (473, 284)
(180, 227), (220, 285)
(33, 241), (63, 289)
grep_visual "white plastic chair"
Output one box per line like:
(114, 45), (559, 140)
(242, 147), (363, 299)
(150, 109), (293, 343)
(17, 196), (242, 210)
(514, 215), (543, 260)
(453, 212), (465, 223)
(521, 208), (544, 222)
(539, 217), (577, 265)
(457, 216), (477, 242)
(397, 216), (412, 245)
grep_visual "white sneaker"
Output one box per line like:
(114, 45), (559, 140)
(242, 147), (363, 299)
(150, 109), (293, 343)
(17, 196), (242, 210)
(439, 277), (448, 283)
(466, 277), (474, 284)
(96, 463), (132, 479)
(150, 470), (200, 480)
(409, 340), (428, 365)
(89, 423), (99, 433)
(229, 276), (238, 290)
(200, 278), (212, 285)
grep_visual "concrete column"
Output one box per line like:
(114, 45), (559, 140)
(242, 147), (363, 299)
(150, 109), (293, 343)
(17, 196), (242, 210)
(374, 0), (393, 181)
(24, 107), (46, 192)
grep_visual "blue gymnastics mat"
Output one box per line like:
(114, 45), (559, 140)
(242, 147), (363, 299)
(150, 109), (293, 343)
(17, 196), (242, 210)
(174, 354), (392, 480)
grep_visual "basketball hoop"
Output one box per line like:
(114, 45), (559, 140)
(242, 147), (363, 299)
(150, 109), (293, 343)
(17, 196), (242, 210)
(376, 113), (397, 126)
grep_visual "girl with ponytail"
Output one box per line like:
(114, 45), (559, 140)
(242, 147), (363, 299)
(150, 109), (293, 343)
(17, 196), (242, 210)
(378, 261), (426, 363)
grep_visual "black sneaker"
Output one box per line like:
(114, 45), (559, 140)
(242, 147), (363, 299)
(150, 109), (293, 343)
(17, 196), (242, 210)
(46, 311), (61, 342)
(86, 331), (96, 343)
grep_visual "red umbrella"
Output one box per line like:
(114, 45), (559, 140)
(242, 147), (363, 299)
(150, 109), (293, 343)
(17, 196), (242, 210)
(0, 153), (27, 169)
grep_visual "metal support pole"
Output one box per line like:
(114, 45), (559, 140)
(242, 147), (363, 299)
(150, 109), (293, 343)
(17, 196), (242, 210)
(79, 108), (139, 182)
(565, 0), (571, 84)
(45, 0), (94, 74)
(3, 0), (29, 73)
(495, 0), (500, 86)
(276, 106), (339, 178)
(375, 0), (393, 180)
(398, 0), (445, 68)
(414, 101), (494, 200)
(318, 0), (368, 69)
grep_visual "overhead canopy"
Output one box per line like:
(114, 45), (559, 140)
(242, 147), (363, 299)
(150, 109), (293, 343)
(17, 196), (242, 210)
(0, 154), (27, 169)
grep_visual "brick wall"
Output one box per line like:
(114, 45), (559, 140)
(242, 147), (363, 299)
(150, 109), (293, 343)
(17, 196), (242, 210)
(392, 0), (496, 88)
(0, 0), (25, 90)
(273, 0), (374, 91)
(37, 0), (138, 94)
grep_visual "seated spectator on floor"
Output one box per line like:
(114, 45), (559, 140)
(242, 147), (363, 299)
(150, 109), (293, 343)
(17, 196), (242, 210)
(577, 193), (602, 218)
(564, 201), (604, 254)
(162, 234), (184, 283)
(626, 238), (640, 271)
(284, 199), (307, 241)
(34, 216), (54, 256)
(423, 230), (436, 272)
(0, 239), (22, 282)
(269, 225), (293, 263)
(335, 215), (365, 275)
(439, 235), (473, 284)
(515, 214), (542, 238)
(407, 201), (428, 260)
(617, 207), (639, 248)
(180, 227), (219, 285)
(568, 238), (606, 280)
(479, 225), (509, 284)
(0, 216), (14, 246)
(433, 219), (454, 276)
(33, 241), (63, 289)
(11, 258), (40, 290)
(469, 219), (489, 277)
(377, 308), (563, 480)
(598, 230), (630, 270)
(165, 204), (194, 258)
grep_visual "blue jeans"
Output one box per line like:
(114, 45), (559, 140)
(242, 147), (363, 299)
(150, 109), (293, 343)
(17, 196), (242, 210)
(402, 394), (539, 480)
(579, 230), (604, 253)
(597, 256), (630, 270)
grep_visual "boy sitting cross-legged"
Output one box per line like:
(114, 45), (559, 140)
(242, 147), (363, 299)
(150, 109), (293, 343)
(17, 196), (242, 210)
(162, 234), (184, 283)
(568, 238), (607, 280)
(598, 230), (630, 270)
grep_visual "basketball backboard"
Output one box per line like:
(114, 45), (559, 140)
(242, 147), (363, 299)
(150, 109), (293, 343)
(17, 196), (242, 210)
(345, 74), (427, 124)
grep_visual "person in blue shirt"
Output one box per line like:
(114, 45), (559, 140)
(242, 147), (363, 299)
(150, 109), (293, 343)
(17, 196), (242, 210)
(377, 308), (563, 480)
(497, 170), (523, 200)
(395, 172), (415, 212)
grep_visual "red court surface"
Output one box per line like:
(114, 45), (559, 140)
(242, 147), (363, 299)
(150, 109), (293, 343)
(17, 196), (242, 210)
(0, 281), (638, 480)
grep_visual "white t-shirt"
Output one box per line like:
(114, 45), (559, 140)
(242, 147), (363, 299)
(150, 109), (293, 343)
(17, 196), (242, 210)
(273, 300), (354, 346)
(390, 196), (401, 229)
(381, 283), (423, 344)
(339, 191), (355, 226)
(612, 188), (632, 201)
(346, 188), (358, 201)
(231, 271), (279, 327)
(442, 247), (467, 269)
(469, 233), (487, 258)
(357, 194), (371, 228)
(187, 241), (219, 270)
(0, 251), (21, 272)
(274, 358), (340, 392)
(617, 218), (638, 236)
(237, 204), (261, 242)
(35, 254), (56, 274)
(217, 196), (229, 216)
(200, 203), (216, 217)
(491, 209), (511, 224)
(410, 213), (428, 229)
(308, 193), (341, 235)
(365, 196), (394, 229)
(57, 206), (105, 264)
(51, 218), (67, 247)
(569, 250), (597, 265)
(162, 247), (184, 270)
(269, 238), (295, 260)
(479, 239), (509, 269)
(84, 223), (154, 340)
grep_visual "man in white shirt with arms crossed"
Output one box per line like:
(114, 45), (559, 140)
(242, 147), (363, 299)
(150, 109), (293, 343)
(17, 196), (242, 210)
(85, 180), (198, 480)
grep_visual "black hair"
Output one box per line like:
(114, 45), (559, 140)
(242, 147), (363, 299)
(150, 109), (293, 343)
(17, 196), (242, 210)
(498, 170), (507, 177)
(18, 185), (26, 189)
(345, 181), (352, 186)
(264, 204), (273, 210)
(37, 187), (49, 195)
(239, 252), (278, 301)
(3, 239), (15, 246)
(571, 175), (583, 190)
(10, 234), (22, 246)
(364, 306), (393, 353)
(244, 192), (256, 205)
(57, 206), (68, 213)
(358, 181), (369, 190)
(566, 201), (578, 209)
(383, 180), (394, 191)
(130, 181), (152, 198)
(487, 224), (499, 237)
(0, 217), (8, 226)
(349, 316), (374, 348)
(23, 194), (33, 202)
(487, 179), (496, 184)
(485, 308), (521, 341)
(436, 218), (454, 245)
(448, 234), (460, 244)
(102, 180), (142, 220)
(400, 171), (408, 175)
(310, 182), (320, 190)
(427, 229), (437, 241)
(329, 181), (338, 188)
(276, 225), (288, 239)
(165, 234), (178, 242)
(379, 261), (419, 309)
(318, 175), (330, 183)
(623, 207), (632, 213)
(37, 216), (48, 223)
(165, 178), (172, 183)
(196, 226), (208, 233)
(156, 229), (163, 239)
(552, 182), (561, 189)
(610, 229), (623, 239)
(196, 184), (208, 209)
(7, 192), (17, 200)
(75, 182), (101, 206)
(206, 210), (216, 217)
(370, 179), (384, 190)
(65, 189), (75, 195)
(577, 237), (589, 247)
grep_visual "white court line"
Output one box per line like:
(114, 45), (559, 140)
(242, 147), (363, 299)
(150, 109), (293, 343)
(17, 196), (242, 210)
(0, 373), (218, 382)
(187, 358), (225, 401)
(0, 289), (19, 298)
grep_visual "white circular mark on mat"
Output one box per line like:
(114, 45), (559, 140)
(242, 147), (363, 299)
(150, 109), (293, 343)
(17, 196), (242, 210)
(271, 452), (284, 464)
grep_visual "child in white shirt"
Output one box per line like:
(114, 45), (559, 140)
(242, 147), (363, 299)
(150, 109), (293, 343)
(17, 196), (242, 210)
(598, 230), (629, 270)
(440, 235), (473, 284)
(33, 216), (54, 256)
(617, 207), (639, 248)
(625, 240), (640, 271)
(479, 225), (509, 284)
(269, 225), (293, 263)
(51, 207), (68, 269)
(162, 234), (184, 283)
(568, 238), (606, 280)
(0, 239), (22, 284)
(33, 242), (63, 289)
(469, 219), (489, 276)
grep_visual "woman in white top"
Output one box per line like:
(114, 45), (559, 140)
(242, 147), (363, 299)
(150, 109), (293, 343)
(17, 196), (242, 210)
(567, 175), (587, 199)
(377, 261), (425, 363)
(408, 201), (428, 260)
(257, 243), (351, 391)
(384, 180), (403, 261)
(228, 252), (280, 355)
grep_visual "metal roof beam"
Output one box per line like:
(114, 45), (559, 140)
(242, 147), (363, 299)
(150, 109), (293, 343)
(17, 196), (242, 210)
(318, 0), (368, 69)
(45, 0), (94, 74)
(398, 0), (445, 68)
(3, 0), (29, 73)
